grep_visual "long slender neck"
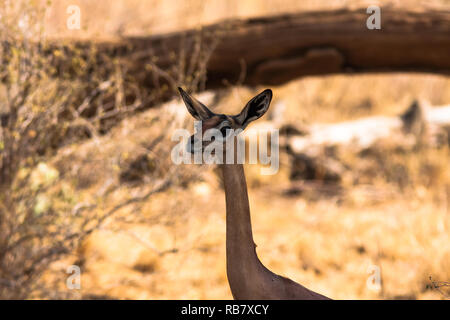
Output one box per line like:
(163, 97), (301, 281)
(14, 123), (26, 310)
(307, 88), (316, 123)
(221, 162), (258, 261)
(220, 139), (264, 298)
(219, 137), (330, 300)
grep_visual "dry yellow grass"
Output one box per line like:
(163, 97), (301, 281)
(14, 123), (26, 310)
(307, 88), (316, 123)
(36, 73), (449, 299)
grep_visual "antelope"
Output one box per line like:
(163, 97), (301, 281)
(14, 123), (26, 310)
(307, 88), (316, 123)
(178, 87), (330, 300)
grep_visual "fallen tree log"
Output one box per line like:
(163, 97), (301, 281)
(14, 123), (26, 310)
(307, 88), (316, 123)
(283, 101), (450, 155)
(242, 100), (450, 159)
(60, 5), (450, 93)
(243, 100), (450, 186)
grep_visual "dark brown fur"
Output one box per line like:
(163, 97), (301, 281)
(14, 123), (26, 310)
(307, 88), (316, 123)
(179, 87), (330, 300)
(221, 138), (329, 300)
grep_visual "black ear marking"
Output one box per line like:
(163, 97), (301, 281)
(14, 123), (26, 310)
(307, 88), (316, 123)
(235, 89), (272, 128)
(178, 87), (215, 120)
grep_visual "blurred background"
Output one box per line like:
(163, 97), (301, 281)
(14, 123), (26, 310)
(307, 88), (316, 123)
(0, 0), (449, 299)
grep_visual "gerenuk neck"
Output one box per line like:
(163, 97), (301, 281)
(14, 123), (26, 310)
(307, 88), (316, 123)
(219, 139), (266, 299)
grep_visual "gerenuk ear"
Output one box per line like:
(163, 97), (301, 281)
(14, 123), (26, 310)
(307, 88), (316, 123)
(234, 89), (272, 129)
(178, 87), (215, 120)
